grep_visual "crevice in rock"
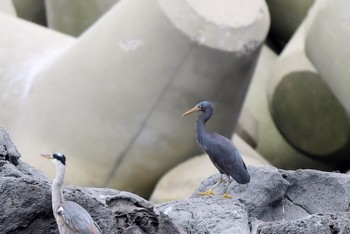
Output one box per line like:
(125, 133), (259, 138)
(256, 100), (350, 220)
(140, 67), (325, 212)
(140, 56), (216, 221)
(345, 202), (350, 212)
(285, 195), (311, 215)
(329, 224), (340, 234)
(3, 173), (21, 178)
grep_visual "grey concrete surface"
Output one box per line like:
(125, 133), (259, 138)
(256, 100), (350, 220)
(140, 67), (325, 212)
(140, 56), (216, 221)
(306, 0), (350, 116)
(12, 0), (270, 197)
(45, 0), (119, 36)
(265, 0), (347, 164)
(236, 107), (259, 148)
(0, 0), (16, 16)
(244, 45), (333, 170)
(0, 13), (74, 131)
(12, 0), (46, 26)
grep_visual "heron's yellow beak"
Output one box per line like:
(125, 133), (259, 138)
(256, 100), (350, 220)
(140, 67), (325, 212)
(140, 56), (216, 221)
(182, 105), (201, 117)
(40, 154), (53, 159)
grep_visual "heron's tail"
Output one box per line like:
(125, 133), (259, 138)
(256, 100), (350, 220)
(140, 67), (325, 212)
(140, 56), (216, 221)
(233, 161), (250, 184)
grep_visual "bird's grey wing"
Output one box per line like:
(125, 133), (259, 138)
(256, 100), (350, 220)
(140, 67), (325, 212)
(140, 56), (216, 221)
(93, 221), (102, 234)
(59, 201), (101, 234)
(207, 133), (249, 183)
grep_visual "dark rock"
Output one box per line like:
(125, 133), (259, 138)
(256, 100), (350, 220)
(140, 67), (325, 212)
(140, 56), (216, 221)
(0, 128), (21, 164)
(2, 128), (350, 234)
(155, 165), (350, 233)
(0, 130), (180, 234)
(192, 166), (289, 221)
(257, 213), (350, 234)
(0, 157), (181, 234)
(156, 197), (250, 234)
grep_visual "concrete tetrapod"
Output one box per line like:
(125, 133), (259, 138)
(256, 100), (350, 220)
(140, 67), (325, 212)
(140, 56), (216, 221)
(265, 1), (346, 169)
(243, 45), (332, 170)
(0, 0), (16, 16)
(0, 14), (74, 130)
(305, 0), (350, 166)
(306, 0), (350, 115)
(45, 0), (120, 36)
(268, 54), (348, 163)
(13, 0), (270, 198)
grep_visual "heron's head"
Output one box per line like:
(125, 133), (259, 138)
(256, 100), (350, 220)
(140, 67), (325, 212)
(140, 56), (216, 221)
(41, 152), (66, 166)
(182, 101), (213, 116)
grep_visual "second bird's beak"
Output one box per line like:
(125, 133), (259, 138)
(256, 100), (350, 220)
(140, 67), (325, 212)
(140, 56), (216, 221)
(40, 154), (53, 159)
(182, 106), (201, 117)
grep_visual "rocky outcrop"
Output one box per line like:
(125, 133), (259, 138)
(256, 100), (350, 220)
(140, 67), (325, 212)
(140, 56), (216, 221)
(0, 130), (180, 234)
(156, 166), (350, 234)
(257, 213), (350, 234)
(0, 128), (21, 164)
(2, 129), (350, 233)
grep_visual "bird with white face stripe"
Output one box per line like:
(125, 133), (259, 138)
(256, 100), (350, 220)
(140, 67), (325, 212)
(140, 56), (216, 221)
(41, 153), (102, 234)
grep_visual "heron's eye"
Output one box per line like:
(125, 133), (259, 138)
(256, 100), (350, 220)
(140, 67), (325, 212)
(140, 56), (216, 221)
(198, 105), (202, 109)
(57, 206), (64, 216)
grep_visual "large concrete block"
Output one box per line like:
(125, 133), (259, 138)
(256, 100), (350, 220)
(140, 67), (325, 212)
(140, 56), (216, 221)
(306, 0), (350, 116)
(12, 0), (270, 198)
(269, 55), (348, 160)
(266, 0), (348, 166)
(12, 0), (46, 26)
(235, 107), (259, 148)
(0, 14), (74, 130)
(45, 0), (119, 36)
(243, 45), (331, 170)
(0, 1), (16, 16)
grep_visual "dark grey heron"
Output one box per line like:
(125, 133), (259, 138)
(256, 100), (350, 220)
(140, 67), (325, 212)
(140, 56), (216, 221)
(41, 153), (102, 234)
(182, 101), (250, 198)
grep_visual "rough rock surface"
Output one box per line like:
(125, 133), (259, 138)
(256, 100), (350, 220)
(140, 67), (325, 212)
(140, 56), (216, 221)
(2, 129), (350, 233)
(156, 197), (250, 234)
(156, 166), (350, 234)
(257, 213), (350, 234)
(0, 128), (21, 164)
(0, 159), (181, 234)
(0, 130), (180, 234)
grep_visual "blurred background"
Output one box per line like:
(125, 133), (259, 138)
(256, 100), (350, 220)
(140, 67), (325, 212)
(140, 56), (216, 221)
(0, 0), (350, 203)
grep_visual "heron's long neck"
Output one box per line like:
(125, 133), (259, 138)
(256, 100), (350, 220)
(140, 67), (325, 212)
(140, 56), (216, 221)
(195, 108), (213, 142)
(52, 162), (65, 211)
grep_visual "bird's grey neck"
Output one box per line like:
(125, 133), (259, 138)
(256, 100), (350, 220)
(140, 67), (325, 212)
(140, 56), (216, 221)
(52, 163), (65, 211)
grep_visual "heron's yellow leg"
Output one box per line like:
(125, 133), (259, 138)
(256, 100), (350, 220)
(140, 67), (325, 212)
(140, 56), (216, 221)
(198, 189), (215, 196)
(198, 175), (223, 196)
(222, 175), (232, 199)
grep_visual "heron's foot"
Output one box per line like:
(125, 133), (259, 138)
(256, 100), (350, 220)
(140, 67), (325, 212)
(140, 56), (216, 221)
(222, 193), (232, 199)
(198, 189), (215, 196)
